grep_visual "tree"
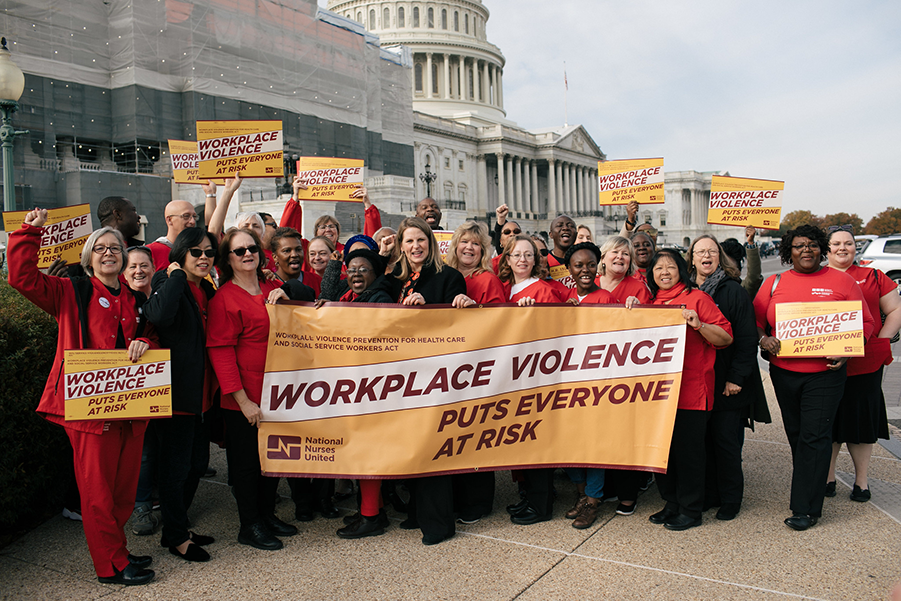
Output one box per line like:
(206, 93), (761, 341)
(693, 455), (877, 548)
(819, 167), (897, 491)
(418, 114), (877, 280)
(865, 207), (901, 236)
(778, 210), (822, 236)
(821, 212), (864, 233)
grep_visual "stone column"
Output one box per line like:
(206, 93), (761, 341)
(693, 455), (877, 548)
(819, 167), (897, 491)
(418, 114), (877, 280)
(580, 166), (587, 214)
(495, 153), (506, 208)
(555, 160), (565, 214)
(589, 168), (598, 214)
(547, 158), (557, 215)
(443, 53), (450, 99)
(562, 162), (571, 214)
(523, 159), (532, 214)
(477, 155), (488, 213)
(571, 164), (578, 215)
(514, 157), (523, 213)
(458, 56), (465, 100)
(497, 69), (503, 108)
(481, 61), (489, 104)
(506, 155), (515, 214)
(426, 53), (433, 98)
(530, 160), (539, 214)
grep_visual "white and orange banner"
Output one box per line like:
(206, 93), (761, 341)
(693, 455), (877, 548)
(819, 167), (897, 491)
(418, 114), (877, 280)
(64, 350), (172, 421)
(774, 301), (864, 357)
(258, 304), (686, 478)
(296, 157), (364, 202)
(3, 204), (93, 268)
(707, 175), (783, 230)
(597, 158), (665, 206)
(196, 120), (283, 179)
(549, 264), (575, 289)
(433, 230), (454, 260)
(168, 139), (225, 185)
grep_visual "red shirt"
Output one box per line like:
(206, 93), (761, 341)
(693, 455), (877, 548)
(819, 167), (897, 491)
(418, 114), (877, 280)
(280, 198), (376, 271)
(207, 278), (282, 409)
(147, 240), (172, 272)
(654, 284), (732, 411)
(465, 271), (505, 304)
(754, 268), (875, 374)
(565, 287), (617, 304)
(834, 265), (895, 375)
(491, 255), (502, 274)
(505, 278), (562, 304)
(598, 274), (652, 304)
(545, 278), (569, 301)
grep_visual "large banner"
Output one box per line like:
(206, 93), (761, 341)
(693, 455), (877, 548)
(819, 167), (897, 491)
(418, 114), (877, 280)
(3, 204), (93, 268)
(296, 157), (364, 202)
(597, 158), (665, 206)
(774, 301), (864, 357)
(259, 304), (686, 478)
(168, 140), (225, 185)
(64, 350), (172, 420)
(707, 175), (784, 230)
(196, 120), (283, 179)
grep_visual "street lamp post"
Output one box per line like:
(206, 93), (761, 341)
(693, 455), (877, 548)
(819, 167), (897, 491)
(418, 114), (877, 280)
(418, 162), (437, 198)
(0, 37), (27, 212)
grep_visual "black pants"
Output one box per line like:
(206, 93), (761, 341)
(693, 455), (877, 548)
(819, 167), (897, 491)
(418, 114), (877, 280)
(605, 469), (646, 503)
(288, 477), (334, 513)
(453, 471), (495, 520)
(147, 413), (209, 547)
(522, 468), (555, 516)
(222, 409), (279, 529)
(770, 365), (845, 518)
(656, 409), (708, 519)
(406, 475), (455, 539)
(704, 409), (745, 506)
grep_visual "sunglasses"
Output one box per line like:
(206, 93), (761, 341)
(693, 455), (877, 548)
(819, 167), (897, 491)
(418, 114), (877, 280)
(188, 248), (216, 258)
(827, 224), (853, 233)
(538, 248), (549, 257)
(230, 245), (260, 257)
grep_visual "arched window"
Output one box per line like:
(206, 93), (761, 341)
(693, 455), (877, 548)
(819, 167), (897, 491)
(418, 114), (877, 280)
(441, 9), (447, 29)
(383, 8), (390, 28)
(413, 6), (420, 27)
(414, 63), (423, 92)
(432, 62), (439, 95)
(356, 11), (362, 23)
(346, 12), (351, 19)
(398, 6), (405, 27)
(369, 9), (375, 28)
(427, 7), (434, 28)
(464, 14), (469, 33)
(454, 11), (459, 31)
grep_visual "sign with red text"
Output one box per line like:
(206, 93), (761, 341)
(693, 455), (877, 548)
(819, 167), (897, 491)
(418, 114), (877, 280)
(3, 204), (93, 268)
(549, 264), (575, 288)
(196, 120), (283, 179)
(64, 350), (172, 420)
(168, 140), (225, 185)
(597, 158), (664, 206)
(296, 157), (364, 202)
(259, 304), (686, 478)
(433, 230), (454, 261)
(774, 301), (864, 357)
(708, 175), (783, 230)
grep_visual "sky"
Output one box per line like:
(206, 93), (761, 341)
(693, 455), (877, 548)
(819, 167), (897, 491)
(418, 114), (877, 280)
(322, 0), (901, 223)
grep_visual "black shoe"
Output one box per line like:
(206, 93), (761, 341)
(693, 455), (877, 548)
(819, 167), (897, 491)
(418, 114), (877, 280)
(127, 554), (152, 569)
(98, 563), (155, 586)
(615, 502), (636, 516)
(386, 490), (408, 514)
(510, 505), (551, 525)
(422, 532), (454, 545)
(160, 530), (214, 548)
(649, 507), (678, 525)
(317, 499), (340, 519)
(716, 503), (740, 521)
(850, 485), (871, 502)
(238, 523), (283, 550)
(639, 474), (654, 491)
(169, 542), (211, 562)
(825, 481), (836, 497)
(337, 514), (386, 539)
(295, 507), (315, 522)
(378, 509), (390, 529)
(506, 497), (529, 516)
(203, 467), (217, 478)
(784, 514), (818, 531)
(399, 517), (420, 530)
(664, 514), (702, 531)
(263, 515), (298, 537)
(343, 512), (361, 525)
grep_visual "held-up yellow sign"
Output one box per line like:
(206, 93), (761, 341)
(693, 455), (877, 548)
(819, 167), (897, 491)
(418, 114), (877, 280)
(259, 304), (686, 478)
(597, 158), (664, 206)
(168, 140), (225, 185)
(3, 204), (93, 268)
(774, 301), (864, 357)
(196, 120), (283, 179)
(549, 264), (575, 289)
(64, 350), (172, 421)
(296, 157), (364, 202)
(433, 231), (454, 261)
(708, 175), (783, 230)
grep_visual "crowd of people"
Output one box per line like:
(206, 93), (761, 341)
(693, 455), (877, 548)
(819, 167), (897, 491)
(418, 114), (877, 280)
(6, 182), (898, 586)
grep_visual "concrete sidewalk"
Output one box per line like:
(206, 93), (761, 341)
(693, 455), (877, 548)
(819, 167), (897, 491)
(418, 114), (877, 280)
(2, 372), (900, 601)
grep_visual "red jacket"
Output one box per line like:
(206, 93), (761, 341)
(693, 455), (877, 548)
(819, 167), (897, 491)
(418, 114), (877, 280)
(279, 198), (380, 271)
(7, 224), (158, 434)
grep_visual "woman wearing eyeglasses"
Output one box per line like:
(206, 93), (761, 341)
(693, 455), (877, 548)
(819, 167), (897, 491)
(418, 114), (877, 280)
(754, 224), (875, 530)
(498, 234), (563, 305)
(8, 210), (159, 585)
(207, 228), (302, 551)
(142, 227), (219, 562)
(824, 226), (901, 503)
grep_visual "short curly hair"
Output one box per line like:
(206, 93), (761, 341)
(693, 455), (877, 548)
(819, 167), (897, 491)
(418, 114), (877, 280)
(563, 241), (601, 267)
(779, 224), (828, 266)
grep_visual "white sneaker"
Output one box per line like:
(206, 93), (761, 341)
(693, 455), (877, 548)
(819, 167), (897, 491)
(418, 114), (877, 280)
(62, 507), (82, 522)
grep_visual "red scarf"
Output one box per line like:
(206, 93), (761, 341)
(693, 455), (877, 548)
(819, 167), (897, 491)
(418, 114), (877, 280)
(654, 281), (689, 305)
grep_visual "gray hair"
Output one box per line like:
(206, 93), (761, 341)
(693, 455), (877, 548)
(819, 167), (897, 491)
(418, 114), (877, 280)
(81, 227), (127, 277)
(598, 235), (636, 276)
(235, 212), (264, 231)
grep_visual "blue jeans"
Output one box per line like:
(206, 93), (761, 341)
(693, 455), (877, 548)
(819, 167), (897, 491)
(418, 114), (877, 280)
(564, 468), (605, 498)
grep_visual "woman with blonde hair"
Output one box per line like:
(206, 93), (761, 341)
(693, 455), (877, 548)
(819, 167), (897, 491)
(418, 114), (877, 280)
(597, 235), (651, 303)
(447, 220), (505, 307)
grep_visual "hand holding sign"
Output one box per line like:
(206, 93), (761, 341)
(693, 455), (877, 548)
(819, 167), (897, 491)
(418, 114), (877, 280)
(24, 208), (48, 228)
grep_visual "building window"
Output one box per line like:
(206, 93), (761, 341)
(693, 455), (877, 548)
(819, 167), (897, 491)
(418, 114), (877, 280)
(383, 8), (390, 28)
(414, 63), (423, 92)
(458, 159), (464, 171)
(464, 14), (469, 33)
(427, 7), (434, 28)
(356, 11), (362, 23)
(413, 7), (419, 27)
(432, 62), (439, 95)
(459, 190), (465, 203)
(468, 69), (474, 99)
(369, 9), (375, 28)
(682, 189), (691, 226)
(441, 9), (447, 29)
(659, 212), (667, 227)
(398, 7), (405, 27)
(643, 212), (652, 224)
(454, 11), (459, 31)
(444, 157), (451, 169)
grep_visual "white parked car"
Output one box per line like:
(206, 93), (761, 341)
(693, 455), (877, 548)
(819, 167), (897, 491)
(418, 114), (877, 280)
(857, 235), (901, 288)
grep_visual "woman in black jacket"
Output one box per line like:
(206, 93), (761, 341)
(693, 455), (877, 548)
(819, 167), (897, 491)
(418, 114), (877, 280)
(143, 227), (218, 562)
(688, 234), (769, 521)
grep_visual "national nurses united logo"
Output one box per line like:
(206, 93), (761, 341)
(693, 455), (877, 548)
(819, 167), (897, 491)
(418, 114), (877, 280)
(267, 435), (303, 460)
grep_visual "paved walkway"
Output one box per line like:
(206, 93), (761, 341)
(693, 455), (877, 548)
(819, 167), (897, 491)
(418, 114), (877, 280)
(2, 371), (900, 600)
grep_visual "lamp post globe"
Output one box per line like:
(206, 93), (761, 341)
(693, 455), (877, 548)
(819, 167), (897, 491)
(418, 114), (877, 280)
(0, 37), (26, 212)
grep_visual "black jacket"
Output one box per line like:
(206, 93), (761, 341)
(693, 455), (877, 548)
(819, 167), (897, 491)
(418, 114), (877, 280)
(350, 275), (395, 304)
(387, 263), (467, 304)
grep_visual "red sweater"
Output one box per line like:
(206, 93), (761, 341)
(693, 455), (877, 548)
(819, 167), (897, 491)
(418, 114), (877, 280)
(207, 278), (282, 410)
(465, 271), (505, 304)
(505, 278), (562, 304)
(147, 240), (172, 272)
(598, 274), (652, 304)
(8, 224), (158, 434)
(565, 287), (617, 304)
(832, 265), (894, 376)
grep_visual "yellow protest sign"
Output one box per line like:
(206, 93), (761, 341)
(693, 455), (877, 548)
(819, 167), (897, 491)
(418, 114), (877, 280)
(774, 301), (864, 357)
(259, 304), (686, 478)
(3, 204), (93, 268)
(708, 175), (783, 230)
(597, 158), (664, 206)
(64, 350), (172, 421)
(168, 140), (225, 185)
(433, 230), (453, 261)
(549, 264), (575, 289)
(296, 157), (364, 202)
(196, 120), (283, 179)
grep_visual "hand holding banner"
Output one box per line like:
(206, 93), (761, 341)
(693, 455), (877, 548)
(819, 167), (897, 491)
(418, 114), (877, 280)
(296, 157), (364, 202)
(3, 204), (93, 268)
(707, 175), (783, 230)
(196, 120), (283, 179)
(597, 158), (664, 206)
(774, 301), (864, 357)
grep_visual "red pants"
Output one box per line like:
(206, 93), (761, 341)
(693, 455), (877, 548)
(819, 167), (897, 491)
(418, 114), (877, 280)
(66, 422), (145, 578)
(359, 479), (383, 517)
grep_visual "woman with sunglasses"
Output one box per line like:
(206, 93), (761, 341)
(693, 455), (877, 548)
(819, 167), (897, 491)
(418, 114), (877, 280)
(824, 226), (901, 503)
(8, 210), (159, 585)
(754, 224), (875, 530)
(142, 227), (220, 562)
(207, 228), (303, 550)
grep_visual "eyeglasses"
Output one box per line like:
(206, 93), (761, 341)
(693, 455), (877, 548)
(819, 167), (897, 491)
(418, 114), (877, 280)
(318, 224), (339, 230)
(230, 245), (260, 256)
(264, 221), (277, 229)
(346, 267), (373, 276)
(502, 228), (522, 236)
(188, 248), (216, 258)
(538, 248), (549, 257)
(168, 212), (198, 221)
(827, 224), (853, 233)
(510, 252), (535, 260)
(693, 249), (719, 257)
(791, 243), (819, 251)
(92, 245), (123, 255)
